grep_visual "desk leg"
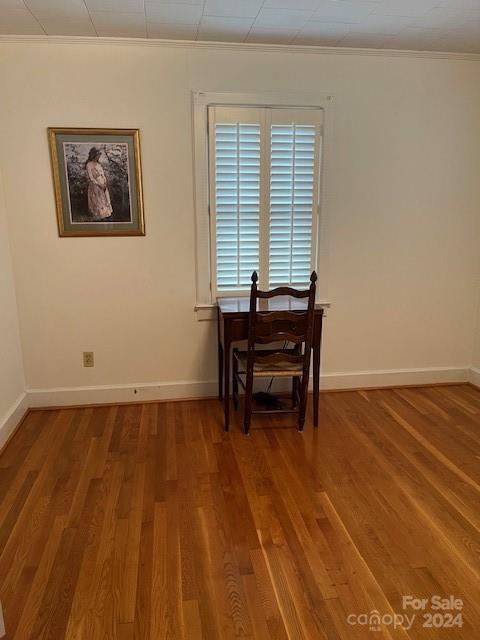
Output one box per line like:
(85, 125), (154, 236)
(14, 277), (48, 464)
(218, 341), (223, 401)
(217, 307), (223, 401)
(223, 340), (230, 431)
(313, 315), (323, 427)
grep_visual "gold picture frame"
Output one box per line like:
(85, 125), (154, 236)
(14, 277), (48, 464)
(48, 127), (145, 237)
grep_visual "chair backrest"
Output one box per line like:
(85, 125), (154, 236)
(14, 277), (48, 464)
(246, 271), (317, 373)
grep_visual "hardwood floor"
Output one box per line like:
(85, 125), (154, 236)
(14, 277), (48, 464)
(0, 384), (479, 639)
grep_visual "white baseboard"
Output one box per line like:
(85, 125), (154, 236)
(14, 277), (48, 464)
(469, 367), (480, 388)
(27, 380), (219, 408)
(0, 393), (29, 451)
(26, 366), (469, 408)
(320, 366), (468, 390)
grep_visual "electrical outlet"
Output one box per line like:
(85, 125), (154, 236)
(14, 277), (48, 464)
(83, 351), (94, 368)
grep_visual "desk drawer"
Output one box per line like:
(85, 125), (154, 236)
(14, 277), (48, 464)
(228, 318), (248, 342)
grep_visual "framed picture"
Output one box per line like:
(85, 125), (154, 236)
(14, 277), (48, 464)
(48, 128), (145, 237)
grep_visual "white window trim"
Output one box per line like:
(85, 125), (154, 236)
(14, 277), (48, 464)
(192, 91), (333, 320)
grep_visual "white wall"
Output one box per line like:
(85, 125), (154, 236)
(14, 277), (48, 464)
(0, 165), (25, 441)
(0, 40), (479, 403)
(471, 290), (480, 387)
(474, 338), (480, 371)
(473, 288), (480, 372)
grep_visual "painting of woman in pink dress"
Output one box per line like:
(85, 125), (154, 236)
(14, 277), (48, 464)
(49, 128), (144, 236)
(85, 147), (113, 219)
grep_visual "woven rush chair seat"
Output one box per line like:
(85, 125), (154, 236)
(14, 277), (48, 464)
(234, 350), (303, 377)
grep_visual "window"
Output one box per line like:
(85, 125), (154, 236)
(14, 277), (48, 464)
(208, 106), (323, 297)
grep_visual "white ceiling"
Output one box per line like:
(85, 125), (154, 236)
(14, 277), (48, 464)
(1, 0), (480, 53)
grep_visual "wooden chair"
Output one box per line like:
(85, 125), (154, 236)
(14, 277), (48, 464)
(232, 271), (317, 434)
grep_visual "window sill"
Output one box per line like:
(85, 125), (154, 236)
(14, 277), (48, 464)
(194, 301), (332, 322)
(194, 304), (218, 321)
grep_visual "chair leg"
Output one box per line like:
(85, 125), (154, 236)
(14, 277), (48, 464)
(298, 374), (309, 432)
(292, 344), (301, 409)
(298, 410), (305, 432)
(233, 355), (239, 411)
(244, 369), (254, 435)
(291, 377), (298, 409)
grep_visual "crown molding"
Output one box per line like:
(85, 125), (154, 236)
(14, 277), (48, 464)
(0, 34), (479, 61)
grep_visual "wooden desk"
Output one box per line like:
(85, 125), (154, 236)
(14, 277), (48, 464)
(217, 296), (324, 431)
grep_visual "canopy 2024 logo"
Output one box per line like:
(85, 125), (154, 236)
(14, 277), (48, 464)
(347, 595), (464, 632)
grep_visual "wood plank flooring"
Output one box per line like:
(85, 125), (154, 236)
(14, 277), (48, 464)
(0, 384), (479, 639)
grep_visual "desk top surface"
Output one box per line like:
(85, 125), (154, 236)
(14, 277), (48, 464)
(217, 296), (324, 316)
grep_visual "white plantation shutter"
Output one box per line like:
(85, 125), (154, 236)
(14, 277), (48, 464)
(209, 107), (262, 291)
(209, 106), (322, 296)
(269, 111), (321, 287)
